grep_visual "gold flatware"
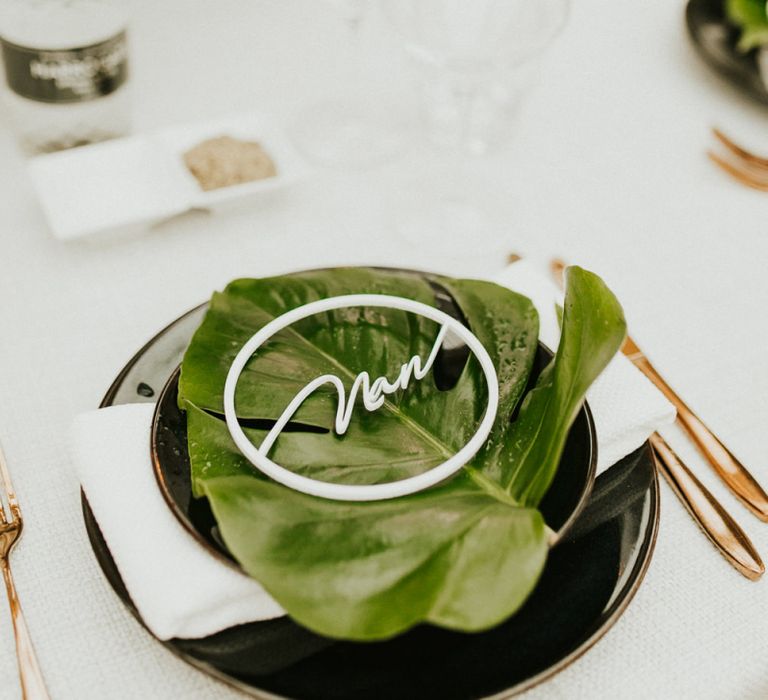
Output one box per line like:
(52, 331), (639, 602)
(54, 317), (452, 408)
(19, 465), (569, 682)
(708, 128), (768, 192)
(650, 434), (763, 580)
(550, 258), (768, 522)
(540, 255), (763, 580)
(0, 441), (50, 700)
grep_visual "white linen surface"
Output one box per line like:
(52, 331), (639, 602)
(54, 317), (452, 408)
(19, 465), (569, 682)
(3, 1), (768, 698)
(69, 262), (674, 641)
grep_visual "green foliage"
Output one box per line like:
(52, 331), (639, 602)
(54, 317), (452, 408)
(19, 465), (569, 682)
(726, 0), (768, 51)
(178, 267), (625, 640)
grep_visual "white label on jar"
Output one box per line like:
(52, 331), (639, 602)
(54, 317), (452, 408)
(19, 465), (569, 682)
(0, 30), (128, 104)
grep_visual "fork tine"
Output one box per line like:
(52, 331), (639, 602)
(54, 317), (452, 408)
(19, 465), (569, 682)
(712, 128), (768, 171)
(0, 443), (49, 699)
(707, 151), (768, 192)
(0, 440), (20, 522)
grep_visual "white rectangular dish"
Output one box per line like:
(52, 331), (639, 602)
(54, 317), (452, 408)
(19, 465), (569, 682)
(27, 113), (309, 241)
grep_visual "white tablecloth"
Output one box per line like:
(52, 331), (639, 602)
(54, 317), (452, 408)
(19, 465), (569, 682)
(0, 1), (767, 698)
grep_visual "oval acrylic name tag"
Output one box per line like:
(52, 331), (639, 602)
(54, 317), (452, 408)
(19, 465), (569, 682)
(223, 294), (499, 502)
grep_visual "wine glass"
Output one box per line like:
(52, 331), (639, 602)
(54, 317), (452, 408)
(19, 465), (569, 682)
(290, 0), (409, 169)
(380, 0), (569, 252)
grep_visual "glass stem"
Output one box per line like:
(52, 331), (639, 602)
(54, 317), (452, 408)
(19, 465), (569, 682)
(446, 74), (478, 203)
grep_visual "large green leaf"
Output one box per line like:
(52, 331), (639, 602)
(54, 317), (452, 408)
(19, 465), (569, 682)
(180, 266), (626, 640)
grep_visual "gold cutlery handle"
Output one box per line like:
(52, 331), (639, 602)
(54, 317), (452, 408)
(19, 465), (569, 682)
(1, 559), (50, 700)
(634, 353), (768, 521)
(650, 433), (764, 580)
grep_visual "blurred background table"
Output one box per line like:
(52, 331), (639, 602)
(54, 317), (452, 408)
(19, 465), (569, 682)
(0, 1), (767, 698)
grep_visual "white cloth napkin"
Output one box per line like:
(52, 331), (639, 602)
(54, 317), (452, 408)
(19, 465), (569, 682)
(71, 403), (285, 641)
(70, 262), (675, 641)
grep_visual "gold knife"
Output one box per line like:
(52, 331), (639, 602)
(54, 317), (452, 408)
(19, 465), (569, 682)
(540, 256), (763, 579)
(550, 258), (768, 522)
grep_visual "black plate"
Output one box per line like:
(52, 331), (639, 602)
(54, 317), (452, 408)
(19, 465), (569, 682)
(686, 0), (768, 104)
(81, 269), (659, 699)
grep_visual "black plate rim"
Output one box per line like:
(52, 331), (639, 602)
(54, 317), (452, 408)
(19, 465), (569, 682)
(80, 267), (660, 699)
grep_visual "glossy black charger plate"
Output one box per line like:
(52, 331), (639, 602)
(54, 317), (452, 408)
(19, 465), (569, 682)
(81, 268), (659, 699)
(686, 0), (768, 104)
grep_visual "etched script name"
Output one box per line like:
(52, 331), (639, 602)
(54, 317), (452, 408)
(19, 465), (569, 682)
(258, 324), (450, 456)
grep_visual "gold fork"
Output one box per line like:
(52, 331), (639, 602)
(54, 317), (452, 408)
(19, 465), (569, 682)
(708, 128), (768, 191)
(0, 441), (50, 699)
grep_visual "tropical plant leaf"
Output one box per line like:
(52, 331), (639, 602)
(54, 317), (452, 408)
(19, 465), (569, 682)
(179, 266), (625, 640)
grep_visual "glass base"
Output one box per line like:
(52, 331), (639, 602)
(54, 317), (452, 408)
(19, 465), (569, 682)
(291, 100), (407, 169)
